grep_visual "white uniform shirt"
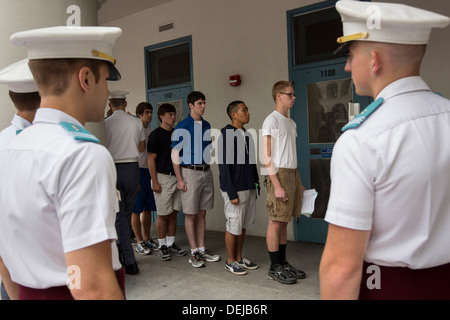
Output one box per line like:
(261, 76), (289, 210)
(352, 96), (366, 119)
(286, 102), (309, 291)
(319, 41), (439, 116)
(325, 77), (450, 269)
(262, 110), (298, 169)
(0, 108), (121, 289)
(105, 110), (146, 163)
(0, 114), (32, 150)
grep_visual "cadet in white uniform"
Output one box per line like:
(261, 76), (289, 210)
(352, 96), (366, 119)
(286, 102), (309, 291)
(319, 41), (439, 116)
(0, 26), (125, 300)
(105, 91), (146, 275)
(0, 59), (40, 150)
(0, 58), (40, 300)
(320, 1), (450, 300)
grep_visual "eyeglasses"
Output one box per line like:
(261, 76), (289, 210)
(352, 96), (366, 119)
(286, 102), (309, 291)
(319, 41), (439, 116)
(280, 92), (296, 98)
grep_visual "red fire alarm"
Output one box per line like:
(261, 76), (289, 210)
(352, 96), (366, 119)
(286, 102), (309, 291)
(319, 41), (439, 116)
(229, 75), (241, 87)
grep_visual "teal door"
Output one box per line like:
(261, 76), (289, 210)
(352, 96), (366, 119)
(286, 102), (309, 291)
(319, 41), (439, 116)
(292, 62), (371, 243)
(147, 85), (192, 226)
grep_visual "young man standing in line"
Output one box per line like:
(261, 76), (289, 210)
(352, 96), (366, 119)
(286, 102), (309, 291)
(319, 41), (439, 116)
(171, 91), (220, 267)
(262, 81), (306, 284)
(0, 58), (40, 300)
(105, 91), (146, 275)
(132, 102), (158, 255)
(148, 103), (186, 261)
(219, 101), (259, 275)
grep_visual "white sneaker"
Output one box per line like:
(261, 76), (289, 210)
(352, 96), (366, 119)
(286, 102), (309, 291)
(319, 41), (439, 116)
(199, 249), (221, 262)
(188, 251), (205, 268)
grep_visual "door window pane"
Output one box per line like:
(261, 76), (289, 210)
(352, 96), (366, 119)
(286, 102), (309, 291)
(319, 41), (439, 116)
(148, 42), (191, 89)
(307, 79), (352, 144)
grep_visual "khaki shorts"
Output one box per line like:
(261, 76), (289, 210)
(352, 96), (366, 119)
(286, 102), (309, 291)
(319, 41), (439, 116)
(221, 190), (256, 235)
(152, 173), (182, 216)
(264, 168), (303, 222)
(181, 167), (214, 215)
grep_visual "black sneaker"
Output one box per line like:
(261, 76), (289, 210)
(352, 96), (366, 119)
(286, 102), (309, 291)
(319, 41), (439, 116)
(158, 245), (172, 261)
(282, 262), (306, 279)
(238, 258), (259, 270)
(268, 264), (296, 284)
(225, 261), (247, 275)
(168, 243), (187, 256)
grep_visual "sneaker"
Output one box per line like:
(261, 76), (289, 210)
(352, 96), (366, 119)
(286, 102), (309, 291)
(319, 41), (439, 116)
(268, 264), (297, 284)
(199, 249), (221, 262)
(158, 245), (171, 261)
(238, 258), (259, 270)
(188, 251), (205, 268)
(282, 262), (306, 279)
(144, 238), (159, 251)
(225, 261), (247, 275)
(168, 243), (187, 256)
(135, 241), (152, 255)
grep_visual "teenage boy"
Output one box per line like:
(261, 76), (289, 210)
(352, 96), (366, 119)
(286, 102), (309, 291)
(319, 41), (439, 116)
(132, 102), (157, 256)
(0, 26), (125, 300)
(262, 81), (306, 284)
(148, 103), (186, 261)
(219, 101), (259, 275)
(171, 91), (220, 267)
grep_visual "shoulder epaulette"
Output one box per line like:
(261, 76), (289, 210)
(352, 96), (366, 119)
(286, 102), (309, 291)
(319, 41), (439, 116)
(59, 122), (100, 143)
(342, 98), (384, 132)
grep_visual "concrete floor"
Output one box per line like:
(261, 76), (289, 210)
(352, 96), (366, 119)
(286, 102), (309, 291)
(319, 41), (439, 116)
(125, 228), (324, 300)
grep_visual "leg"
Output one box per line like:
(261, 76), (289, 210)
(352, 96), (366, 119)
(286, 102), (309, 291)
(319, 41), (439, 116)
(131, 212), (143, 243)
(225, 231), (237, 264)
(141, 210), (152, 242)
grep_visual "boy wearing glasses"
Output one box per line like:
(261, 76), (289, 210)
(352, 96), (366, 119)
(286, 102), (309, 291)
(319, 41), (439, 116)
(262, 81), (306, 284)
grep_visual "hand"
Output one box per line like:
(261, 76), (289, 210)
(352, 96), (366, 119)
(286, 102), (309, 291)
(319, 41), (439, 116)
(152, 182), (162, 193)
(275, 186), (288, 202)
(177, 180), (187, 192)
(230, 198), (240, 205)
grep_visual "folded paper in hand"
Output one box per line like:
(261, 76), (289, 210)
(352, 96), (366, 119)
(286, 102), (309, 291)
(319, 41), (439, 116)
(301, 189), (318, 217)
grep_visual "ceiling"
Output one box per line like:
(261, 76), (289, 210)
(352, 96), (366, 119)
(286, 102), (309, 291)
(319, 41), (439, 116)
(98, 0), (174, 24)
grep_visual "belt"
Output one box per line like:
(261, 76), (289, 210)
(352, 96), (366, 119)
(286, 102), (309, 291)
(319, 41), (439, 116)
(181, 165), (210, 171)
(158, 171), (176, 176)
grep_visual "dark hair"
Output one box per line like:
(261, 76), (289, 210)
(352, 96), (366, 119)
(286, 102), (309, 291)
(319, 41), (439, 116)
(187, 91), (205, 106)
(157, 103), (176, 123)
(226, 100), (245, 120)
(136, 102), (153, 116)
(9, 91), (41, 112)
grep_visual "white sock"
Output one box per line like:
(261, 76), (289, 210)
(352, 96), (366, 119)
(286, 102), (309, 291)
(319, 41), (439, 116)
(198, 247), (205, 253)
(166, 236), (175, 247)
(158, 238), (166, 247)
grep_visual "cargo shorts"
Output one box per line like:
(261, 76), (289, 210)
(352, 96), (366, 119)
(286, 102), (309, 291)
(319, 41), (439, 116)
(264, 168), (303, 222)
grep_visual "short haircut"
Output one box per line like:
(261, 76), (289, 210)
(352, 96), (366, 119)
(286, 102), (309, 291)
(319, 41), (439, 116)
(226, 100), (245, 120)
(136, 102), (153, 116)
(157, 103), (176, 123)
(9, 91), (41, 112)
(187, 91), (205, 106)
(272, 81), (293, 102)
(28, 58), (106, 96)
(109, 98), (126, 109)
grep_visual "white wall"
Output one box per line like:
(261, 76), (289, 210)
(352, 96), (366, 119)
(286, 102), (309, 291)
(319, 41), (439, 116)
(101, 0), (450, 240)
(0, 0), (100, 132)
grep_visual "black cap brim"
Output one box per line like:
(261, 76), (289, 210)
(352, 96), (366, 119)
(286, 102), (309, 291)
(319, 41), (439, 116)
(333, 42), (350, 55)
(107, 63), (121, 81)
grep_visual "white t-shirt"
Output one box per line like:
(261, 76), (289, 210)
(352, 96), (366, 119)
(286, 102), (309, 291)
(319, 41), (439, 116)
(138, 126), (151, 168)
(105, 110), (146, 162)
(325, 77), (450, 269)
(0, 108), (121, 289)
(262, 110), (297, 169)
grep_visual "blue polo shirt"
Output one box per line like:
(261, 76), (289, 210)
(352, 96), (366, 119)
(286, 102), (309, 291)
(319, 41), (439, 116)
(171, 114), (212, 165)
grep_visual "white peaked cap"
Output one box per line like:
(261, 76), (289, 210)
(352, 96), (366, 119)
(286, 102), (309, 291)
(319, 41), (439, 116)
(109, 91), (129, 99)
(10, 26), (123, 81)
(0, 59), (38, 93)
(335, 0), (450, 52)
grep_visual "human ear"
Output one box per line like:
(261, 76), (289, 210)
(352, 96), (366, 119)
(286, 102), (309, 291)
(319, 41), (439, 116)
(78, 67), (93, 93)
(371, 51), (383, 74)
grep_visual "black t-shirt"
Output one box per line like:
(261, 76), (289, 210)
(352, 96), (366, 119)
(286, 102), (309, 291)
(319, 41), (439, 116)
(147, 127), (175, 174)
